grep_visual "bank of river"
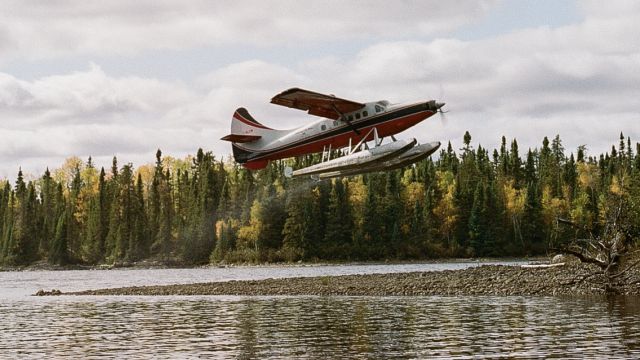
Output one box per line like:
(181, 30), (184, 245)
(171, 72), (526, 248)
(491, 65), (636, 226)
(61, 263), (640, 297)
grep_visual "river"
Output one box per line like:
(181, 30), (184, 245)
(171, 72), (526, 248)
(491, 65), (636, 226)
(1, 262), (639, 358)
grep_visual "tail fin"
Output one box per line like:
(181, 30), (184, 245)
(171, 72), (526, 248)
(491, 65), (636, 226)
(221, 108), (274, 166)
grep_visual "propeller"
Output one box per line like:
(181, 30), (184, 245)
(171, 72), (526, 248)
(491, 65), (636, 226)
(438, 103), (448, 127)
(437, 83), (448, 126)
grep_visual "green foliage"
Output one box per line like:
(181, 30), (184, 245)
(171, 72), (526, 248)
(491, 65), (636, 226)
(1, 133), (640, 267)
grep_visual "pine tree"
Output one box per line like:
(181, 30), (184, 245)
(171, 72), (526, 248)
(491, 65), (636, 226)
(522, 181), (545, 253)
(105, 163), (138, 263)
(322, 179), (353, 259)
(2, 171), (40, 265)
(468, 182), (486, 256)
(0, 191), (14, 264)
(383, 171), (403, 258)
(152, 168), (173, 261)
(0, 182), (8, 257)
(179, 149), (220, 264)
(282, 188), (313, 261)
(49, 209), (69, 265)
(510, 139), (522, 185)
(211, 219), (236, 262)
(127, 173), (147, 261)
(148, 149), (163, 254)
(39, 169), (57, 257)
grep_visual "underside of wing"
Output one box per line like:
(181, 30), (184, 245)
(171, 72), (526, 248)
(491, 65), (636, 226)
(270, 88), (365, 120)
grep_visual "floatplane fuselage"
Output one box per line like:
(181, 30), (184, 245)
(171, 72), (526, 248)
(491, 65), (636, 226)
(221, 88), (444, 178)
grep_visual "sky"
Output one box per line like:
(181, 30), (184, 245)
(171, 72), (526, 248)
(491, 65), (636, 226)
(1, 0), (640, 179)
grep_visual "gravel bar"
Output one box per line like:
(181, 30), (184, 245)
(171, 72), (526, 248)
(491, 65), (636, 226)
(43, 264), (640, 297)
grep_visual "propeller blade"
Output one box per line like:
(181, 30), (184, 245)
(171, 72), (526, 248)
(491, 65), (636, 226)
(439, 110), (448, 126)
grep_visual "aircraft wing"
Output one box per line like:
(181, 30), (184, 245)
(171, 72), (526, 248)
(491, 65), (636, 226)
(270, 88), (365, 120)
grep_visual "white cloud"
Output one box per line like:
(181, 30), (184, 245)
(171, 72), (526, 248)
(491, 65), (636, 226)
(0, 0), (496, 62)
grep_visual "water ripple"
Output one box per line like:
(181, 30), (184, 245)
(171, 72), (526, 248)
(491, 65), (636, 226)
(1, 295), (639, 358)
(1, 265), (639, 358)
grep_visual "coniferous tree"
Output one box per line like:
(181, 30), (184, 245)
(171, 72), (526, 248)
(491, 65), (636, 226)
(383, 170), (403, 257)
(148, 149), (163, 254)
(322, 179), (353, 259)
(50, 208), (69, 265)
(1, 132), (639, 266)
(128, 173), (147, 261)
(48, 184), (69, 265)
(105, 163), (138, 263)
(0, 191), (15, 264)
(522, 180), (545, 253)
(39, 169), (57, 257)
(3, 171), (39, 265)
(468, 182), (486, 256)
(282, 187), (313, 261)
(152, 168), (173, 260)
(83, 168), (107, 263)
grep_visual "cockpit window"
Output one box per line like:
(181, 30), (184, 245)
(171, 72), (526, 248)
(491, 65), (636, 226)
(375, 105), (383, 113)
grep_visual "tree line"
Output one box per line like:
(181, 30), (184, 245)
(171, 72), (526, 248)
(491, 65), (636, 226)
(1, 132), (639, 266)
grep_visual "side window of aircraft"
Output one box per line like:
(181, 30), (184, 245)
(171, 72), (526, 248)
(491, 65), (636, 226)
(375, 105), (383, 113)
(348, 115), (354, 121)
(321, 124), (326, 131)
(355, 113), (361, 120)
(363, 111), (368, 117)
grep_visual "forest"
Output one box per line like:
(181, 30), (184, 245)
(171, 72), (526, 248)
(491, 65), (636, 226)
(1, 132), (639, 267)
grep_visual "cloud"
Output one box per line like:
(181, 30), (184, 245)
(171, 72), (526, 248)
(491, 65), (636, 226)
(0, 64), (195, 127)
(0, 1), (497, 61)
(2, 1), (640, 178)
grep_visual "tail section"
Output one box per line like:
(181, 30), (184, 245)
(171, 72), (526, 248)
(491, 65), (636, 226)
(221, 108), (274, 168)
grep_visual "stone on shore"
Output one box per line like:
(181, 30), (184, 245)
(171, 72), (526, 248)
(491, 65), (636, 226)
(54, 264), (640, 297)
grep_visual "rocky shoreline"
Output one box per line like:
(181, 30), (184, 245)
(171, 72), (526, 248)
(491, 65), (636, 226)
(46, 263), (640, 297)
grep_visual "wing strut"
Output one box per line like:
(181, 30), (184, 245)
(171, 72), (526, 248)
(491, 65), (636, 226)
(348, 127), (379, 155)
(331, 104), (361, 135)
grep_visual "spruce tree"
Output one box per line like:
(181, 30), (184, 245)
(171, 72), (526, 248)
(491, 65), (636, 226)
(0, 192), (14, 264)
(39, 169), (57, 257)
(49, 209), (69, 265)
(322, 179), (353, 259)
(148, 149), (163, 255)
(152, 168), (173, 261)
(282, 188), (312, 261)
(468, 182), (486, 256)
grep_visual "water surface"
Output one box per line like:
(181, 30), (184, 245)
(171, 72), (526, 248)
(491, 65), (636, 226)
(1, 262), (639, 358)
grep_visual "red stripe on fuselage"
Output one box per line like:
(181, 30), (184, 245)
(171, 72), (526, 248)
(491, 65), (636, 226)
(241, 109), (434, 168)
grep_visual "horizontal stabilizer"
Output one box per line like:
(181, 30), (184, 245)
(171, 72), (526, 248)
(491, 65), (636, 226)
(220, 134), (262, 143)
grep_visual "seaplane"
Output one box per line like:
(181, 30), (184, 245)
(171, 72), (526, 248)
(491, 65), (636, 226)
(221, 88), (444, 179)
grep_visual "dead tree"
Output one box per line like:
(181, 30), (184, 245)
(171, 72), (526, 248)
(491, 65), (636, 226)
(554, 188), (639, 294)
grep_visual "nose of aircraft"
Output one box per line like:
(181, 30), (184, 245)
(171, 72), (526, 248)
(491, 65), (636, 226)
(426, 100), (446, 111)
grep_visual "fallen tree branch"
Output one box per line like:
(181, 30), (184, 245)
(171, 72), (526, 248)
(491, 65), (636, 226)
(610, 257), (640, 280)
(550, 247), (607, 269)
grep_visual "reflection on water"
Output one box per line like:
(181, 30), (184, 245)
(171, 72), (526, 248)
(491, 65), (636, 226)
(1, 295), (639, 358)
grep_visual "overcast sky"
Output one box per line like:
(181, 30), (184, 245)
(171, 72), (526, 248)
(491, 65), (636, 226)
(1, 0), (639, 179)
